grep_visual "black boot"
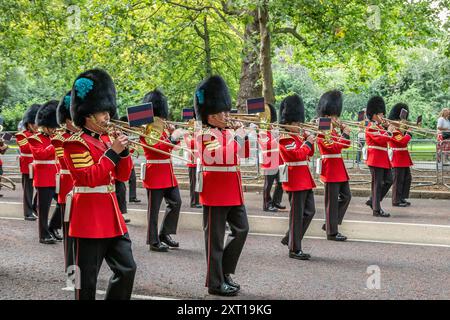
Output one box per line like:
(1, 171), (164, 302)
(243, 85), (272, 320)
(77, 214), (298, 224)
(327, 233), (347, 241)
(373, 209), (390, 217)
(224, 274), (240, 290)
(49, 228), (63, 241)
(208, 283), (239, 296)
(289, 250), (311, 260)
(159, 234), (179, 248)
(150, 242), (169, 252)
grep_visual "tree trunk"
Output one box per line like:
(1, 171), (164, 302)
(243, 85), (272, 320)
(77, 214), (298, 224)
(258, 1), (275, 105)
(236, 9), (262, 112)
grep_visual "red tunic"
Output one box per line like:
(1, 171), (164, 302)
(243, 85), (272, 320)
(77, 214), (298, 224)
(140, 131), (178, 189)
(365, 122), (395, 169)
(258, 130), (283, 172)
(389, 130), (413, 168)
(196, 128), (248, 206)
(63, 131), (132, 238)
(51, 132), (74, 204)
(279, 134), (316, 192)
(317, 130), (350, 183)
(15, 130), (34, 174)
(28, 133), (57, 187)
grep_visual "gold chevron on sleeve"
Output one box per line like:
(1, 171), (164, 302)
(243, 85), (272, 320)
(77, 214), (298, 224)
(73, 161), (94, 168)
(17, 139), (28, 146)
(70, 151), (91, 159)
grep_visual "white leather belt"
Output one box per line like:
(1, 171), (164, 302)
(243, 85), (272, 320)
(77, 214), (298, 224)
(285, 161), (308, 166)
(73, 185), (115, 193)
(146, 159), (172, 164)
(202, 166), (239, 172)
(321, 154), (342, 159)
(20, 153), (33, 157)
(368, 146), (388, 151)
(262, 149), (279, 153)
(60, 169), (71, 175)
(34, 160), (57, 164)
(391, 148), (408, 151)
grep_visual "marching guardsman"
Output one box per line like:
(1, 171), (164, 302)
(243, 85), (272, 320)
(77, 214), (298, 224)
(365, 96), (396, 217)
(28, 101), (62, 244)
(184, 127), (201, 208)
(278, 94), (316, 260)
(258, 103), (285, 212)
(194, 75), (250, 297)
(63, 69), (136, 300)
(52, 92), (79, 270)
(140, 90), (182, 252)
(388, 103), (413, 207)
(316, 90), (351, 241)
(16, 104), (40, 221)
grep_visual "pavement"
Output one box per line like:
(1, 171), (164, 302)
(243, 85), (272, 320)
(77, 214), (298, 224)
(0, 185), (449, 300)
(0, 218), (449, 300)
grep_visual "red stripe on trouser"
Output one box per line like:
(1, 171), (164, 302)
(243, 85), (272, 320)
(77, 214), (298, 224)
(37, 189), (41, 239)
(326, 185), (330, 233)
(75, 238), (79, 300)
(147, 189), (151, 244)
(290, 195), (295, 251)
(205, 207), (212, 287)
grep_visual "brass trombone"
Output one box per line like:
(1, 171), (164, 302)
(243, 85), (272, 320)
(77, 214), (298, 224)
(107, 120), (191, 162)
(109, 118), (193, 155)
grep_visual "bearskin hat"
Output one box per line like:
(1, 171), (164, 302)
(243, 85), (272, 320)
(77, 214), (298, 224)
(70, 69), (117, 127)
(194, 75), (232, 123)
(142, 89), (168, 119)
(279, 94), (305, 124)
(317, 90), (343, 117)
(57, 91), (72, 125)
(23, 104), (41, 127)
(366, 96), (386, 120)
(388, 102), (409, 121)
(36, 100), (59, 128)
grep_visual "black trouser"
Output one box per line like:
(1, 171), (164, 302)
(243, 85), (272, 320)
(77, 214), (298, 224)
(368, 166), (393, 212)
(36, 187), (62, 240)
(203, 205), (249, 289)
(282, 190), (315, 252)
(188, 167), (200, 206)
(115, 181), (127, 214)
(146, 186), (181, 245)
(392, 167), (412, 204)
(324, 182), (351, 235)
(22, 174), (37, 217)
(74, 233), (136, 300)
(60, 204), (76, 272)
(128, 167), (137, 201)
(263, 171), (283, 209)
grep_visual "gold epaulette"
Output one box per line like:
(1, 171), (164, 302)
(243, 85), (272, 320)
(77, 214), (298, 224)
(279, 133), (293, 140)
(27, 134), (42, 143)
(15, 131), (27, 139)
(51, 132), (65, 143)
(65, 131), (89, 149)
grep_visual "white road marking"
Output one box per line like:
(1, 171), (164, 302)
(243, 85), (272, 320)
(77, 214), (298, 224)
(250, 233), (450, 248)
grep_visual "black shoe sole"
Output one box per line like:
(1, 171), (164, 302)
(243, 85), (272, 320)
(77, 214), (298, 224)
(327, 237), (347, 241)
(208, 289), (238, 296)
(149, 246), (169, 252)
(289, 254), (310, 260)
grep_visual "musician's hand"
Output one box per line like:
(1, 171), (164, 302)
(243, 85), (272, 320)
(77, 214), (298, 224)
(167, 124), (176, 134)
(343, 126), (351, 135)
(171, 128), (185, 142)
(306, 134), (316, 144)
(387, 124), (396, 133)
(111, 134), (129, 154)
